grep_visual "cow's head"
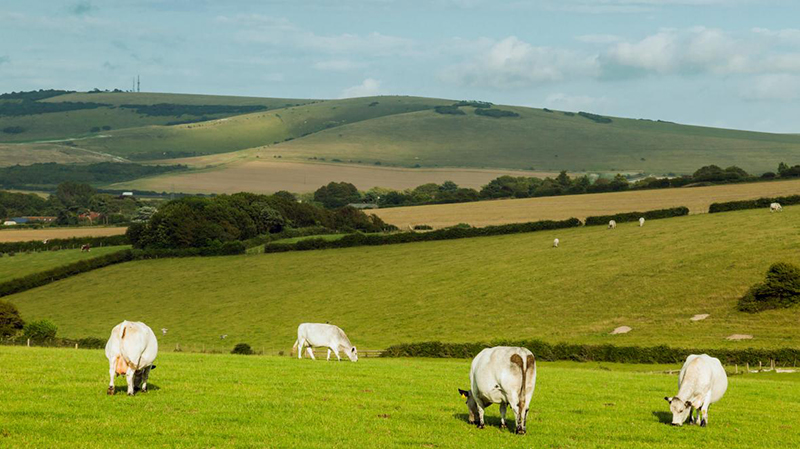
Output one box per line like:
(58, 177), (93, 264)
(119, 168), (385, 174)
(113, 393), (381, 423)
(347, 346), (358, 362)
(458, 389), (479, 423)
(664, 396), (693, 426)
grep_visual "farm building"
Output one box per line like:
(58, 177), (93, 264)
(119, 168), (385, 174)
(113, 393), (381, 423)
(9, 217), (29, 224)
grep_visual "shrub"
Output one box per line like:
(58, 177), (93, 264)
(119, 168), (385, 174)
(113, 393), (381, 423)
(0, 300), (25, 337)
(577, 111), (612, 124)
(77, 337), (106, 349)
(739, 262), (800, 312)
(475, 108), (519, 118)
(232, 343), (254, 355)
(413, 224), (433, 230)
(23, 319), (58, 342)
(2, 126), (25, 134)
(433, 105), (465, 115)
(584, 207), (689, 226)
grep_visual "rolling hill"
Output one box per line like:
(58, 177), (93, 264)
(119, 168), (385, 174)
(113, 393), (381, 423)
(8, 206), (800, 351)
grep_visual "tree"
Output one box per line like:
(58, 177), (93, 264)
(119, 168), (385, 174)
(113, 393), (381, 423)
(0, 300), (24, 337)
(609, 174), (630, 191)
(440, 181), (459, 192)
(55, 182), (96, 208)
(313, 182), (361, 209)
(23, 319), (58, 342)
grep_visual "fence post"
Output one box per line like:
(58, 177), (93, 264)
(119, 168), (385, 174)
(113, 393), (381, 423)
(735, 364), (738, 374)
(27, 338), (30, 347)
(759, 361), (762, 372)
(175, 343), (180, 352)
(746, 362), (749, 373)
(75, 343), (78, 349)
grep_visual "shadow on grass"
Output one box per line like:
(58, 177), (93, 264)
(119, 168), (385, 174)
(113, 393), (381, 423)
(452, 413), (511, 430)
(109, 383), (161, 395)
(652, 411), (672, 424)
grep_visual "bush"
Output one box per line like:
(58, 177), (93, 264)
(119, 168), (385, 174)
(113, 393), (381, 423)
(739, 262), (800, 312)
(23, 319), (58, 342)
(584, 207), (689, 226)
(577, 111), (612, 124)
(2, 126), (25, 134)
(709, 195), (800, 213)
(76, 337), (106, 349)
(413, 225), (433, 230)
(433, 105), (465, 115)
(475, 108), (519, 118)
(382, 339), (800, 365)
(232, 343), (254, 355)
(0, 300), (25, 337)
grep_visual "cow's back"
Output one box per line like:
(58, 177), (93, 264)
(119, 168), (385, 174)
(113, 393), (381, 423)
(119, 321), (158, 370)
(298, 323), (350, 348)
(678, 354), (727, 404)
(471, 347), (534, 405)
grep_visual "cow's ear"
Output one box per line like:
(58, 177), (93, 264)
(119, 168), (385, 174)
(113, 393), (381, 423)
(351, 347), (356, 352)
(458, 389), (471, 399)
(664, 397), (672, 403)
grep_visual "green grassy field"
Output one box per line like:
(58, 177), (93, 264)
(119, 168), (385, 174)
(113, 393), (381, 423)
(0, 92), (316, 143)
(1, 346), (798, 448)
(0, 246), (128, 283)
(7, 207), (800, 351)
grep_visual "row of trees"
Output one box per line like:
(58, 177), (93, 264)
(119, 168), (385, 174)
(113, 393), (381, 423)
(0, 162), (186, 190)
(127, 192), (387, 249)
(311, 163), (800, 209)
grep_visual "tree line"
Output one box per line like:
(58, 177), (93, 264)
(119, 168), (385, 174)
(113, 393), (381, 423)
(0, 162), (187, 191)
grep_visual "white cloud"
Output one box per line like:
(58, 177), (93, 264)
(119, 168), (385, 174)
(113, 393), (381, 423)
(544, 93), (610, 112)
(441, 36), (599, 89)
(742, 74), (800, 101)
(340, 78), (383, 98)
(312, 59), (366, 72)
(575, 34), (623, 44)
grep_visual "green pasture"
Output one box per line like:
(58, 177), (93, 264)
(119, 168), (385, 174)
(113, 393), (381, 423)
(1, 346), (798, 448)
(0, 246), (128, 283)
(7, 206), (800, 350)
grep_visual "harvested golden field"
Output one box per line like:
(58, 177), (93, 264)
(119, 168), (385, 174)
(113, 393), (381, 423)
(113, 159), (557, 193)
(374, 179), (800, 228)
(0, 227), (127, 243)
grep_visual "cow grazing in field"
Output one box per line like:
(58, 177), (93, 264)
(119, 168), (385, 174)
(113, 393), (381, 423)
(608, 220), (617, 229)
(639, 217), (645, 227)
(458, 346), (536, 435)
(664, 354), (728, 427)
(553, 238), (559, 248)
(81, 244), (91, 252)
(293, 323), (358, 362)
(770, 202), (783, 212)
(105, 321), (158, 396)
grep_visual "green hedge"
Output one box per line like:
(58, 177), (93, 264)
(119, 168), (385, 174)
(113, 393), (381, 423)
(0, 233), (129, 254)
(585, 207), (689, 226)
(708, 195), (800, 213)
(0, 242), (246, 297)
(382, 339), (800, 366)
(264, 218), (582, 253)
(0, 249), (135, 297)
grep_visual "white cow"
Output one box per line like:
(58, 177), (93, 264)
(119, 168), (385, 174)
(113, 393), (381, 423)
(664, 354), (728, 427)
(458, 347), (536, 435)
(639, 217), (645, 227)
(770, 202), (783, 212)
(553, 238), (559, 248)
(105, 321), (158, 396)
(293, 323), (358, 362)
(608, 220), (617, 229)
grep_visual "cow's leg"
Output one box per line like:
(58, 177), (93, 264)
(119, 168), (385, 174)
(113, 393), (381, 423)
(499, 402), (508, 430)
(107, 359), (116, 395)
(475, 400), (486, 429)
(327, 349), (331, 361)
(140, 367), (151, 393)
(700, 393), (712, 427)
(306, 346), (316, 360)
(333, 347), (341, 361)
(125, 367), (136, 396)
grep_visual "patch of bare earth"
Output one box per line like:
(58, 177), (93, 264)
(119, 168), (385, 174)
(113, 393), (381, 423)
(690, 314), (710, 321)
(610, 326), (632, 335)
(726, 334), (753, 341)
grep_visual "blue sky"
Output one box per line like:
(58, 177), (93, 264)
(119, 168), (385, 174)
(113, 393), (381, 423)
(2, 1), (800, 132)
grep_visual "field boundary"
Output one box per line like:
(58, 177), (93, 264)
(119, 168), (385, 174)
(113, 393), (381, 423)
(709, 194), (800, 213)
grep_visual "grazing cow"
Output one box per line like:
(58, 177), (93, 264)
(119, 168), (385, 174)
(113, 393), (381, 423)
(293, 323), (357, 362)
(770, 202), (783, 212)
(553, 238), (559, 248)
(608, 220), (617, 229)
(664, 354), (728, 427)
(639, 217), (645, 227)
(458, 346), (536, 435)
(81, 244), (91, 252)
(105, 321), (158, 396)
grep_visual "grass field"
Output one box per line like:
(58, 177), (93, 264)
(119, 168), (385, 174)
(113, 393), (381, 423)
(112, 159), (559, 193)
(8, 206), (800, 351)
(374, 178), (800, 228)
(1, 346), (798, 448)
(0, 142), (121, 167)
(0, 246), (128, 283)
(0, 227), (127, 243)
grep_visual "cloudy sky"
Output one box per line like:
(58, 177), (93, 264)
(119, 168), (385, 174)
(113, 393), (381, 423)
(2, 0), (800, 132)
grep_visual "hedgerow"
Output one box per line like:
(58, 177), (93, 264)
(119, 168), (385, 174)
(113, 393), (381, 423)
(708, 195), (800, 213)
(0, 234), (129, 254)
(584, 207), (689, 226)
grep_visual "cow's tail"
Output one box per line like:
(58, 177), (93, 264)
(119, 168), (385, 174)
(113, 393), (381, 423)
(510, 353), (536, 416)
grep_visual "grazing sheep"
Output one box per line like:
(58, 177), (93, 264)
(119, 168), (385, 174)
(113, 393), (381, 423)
(639, 217), (645, 227)
(553, 238), (559, 248)
(608, 220), (617, 229)
(770, 202), (782, 212)
(161, 328), (168, 335)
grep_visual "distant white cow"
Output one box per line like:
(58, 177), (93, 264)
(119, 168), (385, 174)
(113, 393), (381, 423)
(105, 321), (158, 396)
(664, 354), (728, 427)
(458, 346), (536, 435)
(608, 220), (617, 229)
(770, 202), (783, 212)
(639, 217), (645, 227)
(553, 238), (559, 248)
(293, 323), (358, 362)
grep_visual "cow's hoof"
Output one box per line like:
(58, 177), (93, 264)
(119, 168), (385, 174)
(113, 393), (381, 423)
(140, 388), (148, 393)
(127, 392), (134, 396)
(500, 424), (507, 430)
(477, 424), (485, 430)
(106, 386), (115, 395)
(516, 429), (526, 435)
(700, 420), (707, 427)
